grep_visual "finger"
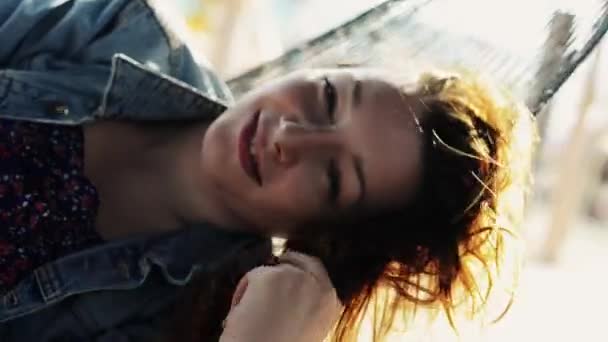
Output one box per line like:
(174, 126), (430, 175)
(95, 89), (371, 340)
(237, 264), (288, 293)
(279, 252), (344, 311)
(231, 274), (249, 309)
(243, 263), (301, 284)
(279, 251), (331, 287)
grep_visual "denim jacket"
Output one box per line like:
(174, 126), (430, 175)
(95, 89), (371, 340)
(0, 0), (267, 340)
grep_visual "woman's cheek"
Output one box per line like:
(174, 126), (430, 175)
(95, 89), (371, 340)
(264, 167), (324, 219)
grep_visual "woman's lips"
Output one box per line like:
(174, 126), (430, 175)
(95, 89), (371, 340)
(238, 110), (262, 185)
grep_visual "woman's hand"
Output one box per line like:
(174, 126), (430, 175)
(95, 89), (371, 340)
(219, 251), (343, 342)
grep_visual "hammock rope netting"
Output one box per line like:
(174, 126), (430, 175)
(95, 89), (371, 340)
(228, 0), (608, 115)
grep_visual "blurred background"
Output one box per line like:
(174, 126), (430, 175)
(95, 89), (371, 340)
(168, 0), (608, 340)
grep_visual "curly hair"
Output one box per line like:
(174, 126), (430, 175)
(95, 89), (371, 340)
(167, 70), (537, 342)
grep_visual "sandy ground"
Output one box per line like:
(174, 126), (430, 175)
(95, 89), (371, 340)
(486, 209), (608, 342)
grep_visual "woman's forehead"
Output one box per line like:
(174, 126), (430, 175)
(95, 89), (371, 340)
(349, 77), (424, 212)
(288, 67), (417, 84)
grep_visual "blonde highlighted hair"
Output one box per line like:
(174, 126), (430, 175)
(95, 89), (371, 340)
(325, 70), (538, 341)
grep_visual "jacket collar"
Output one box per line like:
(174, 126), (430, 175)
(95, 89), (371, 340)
(97, 54), (230, 122)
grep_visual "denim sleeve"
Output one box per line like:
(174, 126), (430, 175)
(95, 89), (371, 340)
(0, 0), (129, 69)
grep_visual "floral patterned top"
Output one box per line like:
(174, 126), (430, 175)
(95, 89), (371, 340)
(0, 119), (103, 294)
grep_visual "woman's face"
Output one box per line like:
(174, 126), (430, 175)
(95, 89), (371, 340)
(202, 69), (424, 235)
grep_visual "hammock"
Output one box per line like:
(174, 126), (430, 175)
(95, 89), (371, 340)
(227, 0), (608, 115)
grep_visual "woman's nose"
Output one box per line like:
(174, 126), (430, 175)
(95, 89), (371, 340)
(271, 117), (339, 166)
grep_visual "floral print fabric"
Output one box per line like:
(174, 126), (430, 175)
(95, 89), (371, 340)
(0, 119), (102, 294)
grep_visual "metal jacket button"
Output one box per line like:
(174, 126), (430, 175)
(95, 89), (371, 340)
(45, 101), (69, 116)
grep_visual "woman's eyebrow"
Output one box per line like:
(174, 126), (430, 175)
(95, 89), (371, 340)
(352, 155), (366, 210)
(353, 79), (362, 108)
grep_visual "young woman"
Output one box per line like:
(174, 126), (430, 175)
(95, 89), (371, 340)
(168, 68), (536, 342)
(0, 0), (536, 341)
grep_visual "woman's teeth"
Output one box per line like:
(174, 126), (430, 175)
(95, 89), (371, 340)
(249, 138), (256, 157)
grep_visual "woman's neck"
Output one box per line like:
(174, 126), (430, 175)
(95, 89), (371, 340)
(84, 120), (237, 240)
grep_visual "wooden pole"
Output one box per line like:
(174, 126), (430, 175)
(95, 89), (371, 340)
(539, 43), (603, 263)
(210, 0), (246, 76)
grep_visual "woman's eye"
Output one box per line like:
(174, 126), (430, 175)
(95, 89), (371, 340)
(326, 159), (341, 205)
(323, 77), (337, 122)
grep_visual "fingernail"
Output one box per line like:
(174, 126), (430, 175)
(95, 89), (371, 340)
(231, 277), (248, 308)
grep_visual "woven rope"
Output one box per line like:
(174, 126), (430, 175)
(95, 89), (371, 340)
(228, 0), (608, 115)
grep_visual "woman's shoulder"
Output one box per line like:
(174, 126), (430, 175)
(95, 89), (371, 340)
(0, 0), (232, 124)
(0, 0), (210, 84)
